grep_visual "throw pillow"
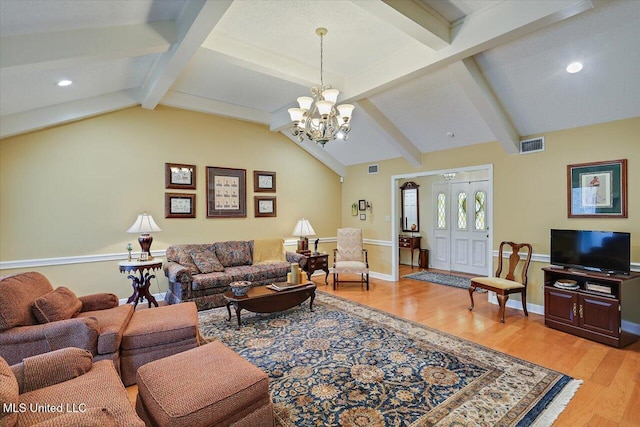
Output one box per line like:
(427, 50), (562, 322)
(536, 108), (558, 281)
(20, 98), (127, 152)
(189, 248), (225, 273)
(253, 238), (286, 265)
(32, 287), (83, 324)
(0, 357), (19, 427)
(0, 271), (54, 331)
(214, 241), (253, 267)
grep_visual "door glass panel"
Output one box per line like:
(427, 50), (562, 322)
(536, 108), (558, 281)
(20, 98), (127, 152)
(475, 191), (486, 231)
(437, 192), (446, 229)
(457, 192), (467, 229)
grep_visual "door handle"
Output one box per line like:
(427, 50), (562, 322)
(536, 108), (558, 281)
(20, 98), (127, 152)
(572, 303), (577, 317)
(579, 304), (583, 319)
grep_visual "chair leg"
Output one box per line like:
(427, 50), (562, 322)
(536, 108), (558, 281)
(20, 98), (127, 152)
(333, 273), (338, 290)
(521, 290), (528, 317)
(366, 273), (369, 290)
(497, 294), (509, 323)
(468, 286), (476, 311)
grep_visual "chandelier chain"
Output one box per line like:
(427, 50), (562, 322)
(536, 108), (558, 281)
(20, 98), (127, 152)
(319, 31), (324, 88)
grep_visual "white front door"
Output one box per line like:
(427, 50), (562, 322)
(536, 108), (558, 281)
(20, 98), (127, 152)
(431, 183), (451, 270)
(450, 181), (490, 275)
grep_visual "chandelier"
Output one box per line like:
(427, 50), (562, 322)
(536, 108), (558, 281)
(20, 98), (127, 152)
(288, 28), (354, 147)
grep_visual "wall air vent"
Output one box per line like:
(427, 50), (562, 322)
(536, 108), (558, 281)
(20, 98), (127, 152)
(520, 137), (545, 154)
(367, 164), (379, 174)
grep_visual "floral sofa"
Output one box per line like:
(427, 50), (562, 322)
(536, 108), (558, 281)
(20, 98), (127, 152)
(164, 239), (304, 311)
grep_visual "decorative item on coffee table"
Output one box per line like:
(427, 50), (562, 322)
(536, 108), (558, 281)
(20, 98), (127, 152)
(230, 281), (251, 296)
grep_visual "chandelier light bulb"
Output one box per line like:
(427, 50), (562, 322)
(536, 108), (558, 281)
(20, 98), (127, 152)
(297, 97), (313, 110)
(322, 89), (339, 104)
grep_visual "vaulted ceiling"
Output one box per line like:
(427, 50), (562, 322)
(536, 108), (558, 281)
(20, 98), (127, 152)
(1, 0), (638, 176)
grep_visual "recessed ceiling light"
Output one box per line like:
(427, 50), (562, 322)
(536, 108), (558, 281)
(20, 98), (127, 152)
(566, 62), (583, 74)
(57, 79), (73, 87)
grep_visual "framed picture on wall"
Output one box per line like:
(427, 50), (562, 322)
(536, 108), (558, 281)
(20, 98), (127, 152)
(206, 167), (246, 218)
(567, 159), (627, 218)
(165, 163), (196, 190)
(165, 193), (196, 218)
(254, 171), (276, 192)
(254, 196), (277, 217)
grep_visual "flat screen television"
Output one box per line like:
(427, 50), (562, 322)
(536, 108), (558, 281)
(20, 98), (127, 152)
(550, 229), (631, 275)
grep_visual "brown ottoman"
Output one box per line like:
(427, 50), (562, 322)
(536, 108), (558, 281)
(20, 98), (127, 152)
(135, 342), (274, 427)
(120, 302), (199, 386)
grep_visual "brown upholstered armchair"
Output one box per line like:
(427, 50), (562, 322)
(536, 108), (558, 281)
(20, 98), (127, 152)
(0, 272), (134, 369)
(0, 347), (144, 426)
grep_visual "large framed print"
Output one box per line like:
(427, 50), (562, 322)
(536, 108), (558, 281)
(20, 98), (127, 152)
(165, 193), (196, 218)
(254, 196), (277, 217)
(165, 163), (196, 190)
(567, 159), (627, 218)
(254, 170), (276, 192)
(206, 167), (246, 218)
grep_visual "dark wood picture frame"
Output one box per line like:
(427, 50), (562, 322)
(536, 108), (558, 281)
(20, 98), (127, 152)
(254, 170), (276, 192)
(254, 196), (277, 217)
(206, 166), (246, 218)
(567, 159), (627, 218)
(358, 199), (367, 211)
(165, 193), (196, 218)
(165, 163), (196, 190)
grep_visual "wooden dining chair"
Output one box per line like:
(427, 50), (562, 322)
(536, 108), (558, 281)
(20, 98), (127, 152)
(468, 241), (532, 323)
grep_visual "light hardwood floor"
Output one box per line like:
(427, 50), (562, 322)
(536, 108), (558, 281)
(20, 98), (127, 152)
(127, 265), (640, 425)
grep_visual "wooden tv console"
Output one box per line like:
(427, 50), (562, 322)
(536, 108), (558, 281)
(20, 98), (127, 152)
(543, 267), (640, 347)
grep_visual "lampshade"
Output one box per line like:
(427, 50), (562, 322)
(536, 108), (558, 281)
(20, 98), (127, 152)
(127, 213), (162, 234)
(292, 218), (315, 237)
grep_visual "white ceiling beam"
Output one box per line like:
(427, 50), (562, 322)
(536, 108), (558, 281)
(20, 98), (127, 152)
(281, 133), (347, 177)
(353, 0), (450, 50)
(202, 33), (344, 89)
(160, 90), (270, 125)
(344, 0), (594, 101)
(0, 90), (139, 139)
(140, 0), (233, 109)
(356, 99), (422, 167)
(0, 22), (175, 72)
(450, 58), (520, 154)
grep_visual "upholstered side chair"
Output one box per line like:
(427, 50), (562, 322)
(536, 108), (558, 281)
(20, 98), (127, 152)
(468, 241), (532, 323)
(332, 228), (369, 290)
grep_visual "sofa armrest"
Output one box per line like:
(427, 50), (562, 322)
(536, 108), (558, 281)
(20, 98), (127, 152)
(79, 293), (119, 312)
(164, 261), (192, 283)
(286, 251), (306, 268)
(11, 347), (93, 394)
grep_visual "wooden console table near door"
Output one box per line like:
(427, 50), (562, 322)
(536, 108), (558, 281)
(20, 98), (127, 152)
(399, 235), (421, 268)
(118, 259), (163, 308)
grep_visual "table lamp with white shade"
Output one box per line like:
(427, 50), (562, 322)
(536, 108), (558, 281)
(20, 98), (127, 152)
(127, 212), (161, 260)
(292, 218), (315, 252)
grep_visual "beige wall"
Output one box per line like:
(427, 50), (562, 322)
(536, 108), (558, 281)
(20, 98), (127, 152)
(342, 117), (640, 314)
(0, 106), (342, 298)
(1, 108), (638, 314)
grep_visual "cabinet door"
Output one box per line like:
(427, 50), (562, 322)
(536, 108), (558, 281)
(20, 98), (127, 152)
(545, 287), (578, 325)
(579, 294), (620, 337)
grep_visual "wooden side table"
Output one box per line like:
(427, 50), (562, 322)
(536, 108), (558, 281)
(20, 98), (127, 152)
(399, 235), (421, 268)
(118, 259), (163, 308)
(302, 253), (329, 284)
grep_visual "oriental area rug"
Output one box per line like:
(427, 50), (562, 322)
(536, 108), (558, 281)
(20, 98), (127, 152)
(198, 292), (580, 426)
(404, 270), (487, 292)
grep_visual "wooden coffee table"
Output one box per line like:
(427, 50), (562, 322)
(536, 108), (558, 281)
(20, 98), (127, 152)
(223, 282), (316, 326)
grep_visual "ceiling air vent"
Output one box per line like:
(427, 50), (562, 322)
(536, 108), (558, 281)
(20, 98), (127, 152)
(367, 164), (379, 174)
(519, 137), (545, 154)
